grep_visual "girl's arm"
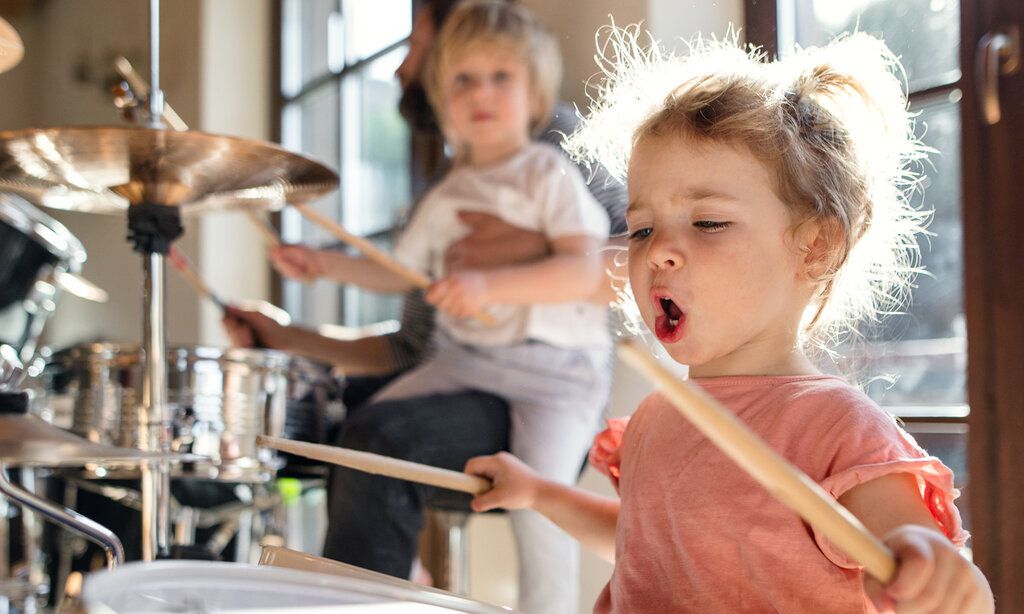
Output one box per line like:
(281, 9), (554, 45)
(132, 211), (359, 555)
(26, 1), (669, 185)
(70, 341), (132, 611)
(426, 235), (604, 317)
(270, 245), (413, 294)
(465, 452), (619, 563)
(839, 473), (993, 613)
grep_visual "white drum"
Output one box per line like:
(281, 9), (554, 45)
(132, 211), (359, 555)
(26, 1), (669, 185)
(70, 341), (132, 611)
(82, 561), (513, 613)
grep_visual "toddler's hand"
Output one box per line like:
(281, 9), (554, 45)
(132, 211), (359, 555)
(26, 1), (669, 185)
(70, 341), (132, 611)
(866, 525), (993, 614)
(269, 244), (322, 282)
(464, 452), (542, 513)
(426, 271), (490, 319)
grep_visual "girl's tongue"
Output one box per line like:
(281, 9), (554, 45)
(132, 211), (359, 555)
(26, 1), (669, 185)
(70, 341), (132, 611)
(655, 297), (685, 343)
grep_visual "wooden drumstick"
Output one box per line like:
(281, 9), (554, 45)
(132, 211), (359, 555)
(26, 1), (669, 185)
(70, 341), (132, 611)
(246, 210), (282, 249)
(293, 203), (496, 326)
(258, 436), (491, 495)
(168, 246), (227, 310)
(617, 340), (897, 583)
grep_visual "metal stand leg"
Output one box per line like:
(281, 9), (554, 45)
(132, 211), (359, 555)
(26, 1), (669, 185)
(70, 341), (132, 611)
(0, 466), (123, 569)
(424, 509), (471, 595)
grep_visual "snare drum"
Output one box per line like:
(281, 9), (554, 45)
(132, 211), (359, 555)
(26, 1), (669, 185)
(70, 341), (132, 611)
(0, 193), (86, 364)
(45, 343), (338, 482)
(82, 561), (512, 613)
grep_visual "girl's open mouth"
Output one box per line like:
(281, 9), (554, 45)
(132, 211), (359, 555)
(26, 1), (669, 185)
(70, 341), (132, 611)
(654, 295), (685, 343)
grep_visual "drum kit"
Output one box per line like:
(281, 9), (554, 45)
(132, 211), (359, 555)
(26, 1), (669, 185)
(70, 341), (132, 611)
(0, 3), (509, 613)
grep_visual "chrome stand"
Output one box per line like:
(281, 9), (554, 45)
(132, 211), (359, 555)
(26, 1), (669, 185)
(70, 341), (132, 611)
(137, 0), (174, 561)
(0, 465), (124, 570)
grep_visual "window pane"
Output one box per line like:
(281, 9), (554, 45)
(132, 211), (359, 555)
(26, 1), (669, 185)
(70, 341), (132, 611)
(341, 235), (404, 326)
(849, 95), (966, 412)
(280, 83), (343, 325)
(340, 47), (411, 238)
(282, 0), (340, 97)
(788, 0), (960, 91)
(342, 0), (412, 64)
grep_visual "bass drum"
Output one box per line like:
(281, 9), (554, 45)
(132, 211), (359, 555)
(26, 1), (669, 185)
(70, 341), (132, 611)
(44, 343), (340, 482)
(0, 193), (86, 365)
(82, 560), (512, 613)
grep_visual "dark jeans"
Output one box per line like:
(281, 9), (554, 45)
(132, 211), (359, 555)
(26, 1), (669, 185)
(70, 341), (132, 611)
(323, 390), (510, 579)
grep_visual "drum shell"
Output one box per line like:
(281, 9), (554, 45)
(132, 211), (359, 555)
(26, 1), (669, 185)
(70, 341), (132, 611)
(45, 343), (335, 482)
(0, 194), (85, 363)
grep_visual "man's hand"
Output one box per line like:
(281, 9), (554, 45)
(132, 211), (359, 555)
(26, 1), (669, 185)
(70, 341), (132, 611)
(444, 211), (549, 271)
(222, 306), (290, 350)
(269, 245), (323, 282)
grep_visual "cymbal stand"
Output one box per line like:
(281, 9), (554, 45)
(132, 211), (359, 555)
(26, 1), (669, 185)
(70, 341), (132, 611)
(135, 0), (174, 562)
(0, 391), (125, 570)
(0, 466), (124, 570)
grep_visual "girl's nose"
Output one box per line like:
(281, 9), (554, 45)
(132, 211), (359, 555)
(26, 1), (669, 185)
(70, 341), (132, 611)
(648, 234), (684, 270)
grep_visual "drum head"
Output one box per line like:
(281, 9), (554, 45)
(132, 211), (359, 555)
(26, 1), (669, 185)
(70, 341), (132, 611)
(82, 562), (510, 613)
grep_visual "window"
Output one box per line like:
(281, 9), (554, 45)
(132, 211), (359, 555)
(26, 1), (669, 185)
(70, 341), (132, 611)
(278, 0), (412, 327)
(749, 0), (971, 531)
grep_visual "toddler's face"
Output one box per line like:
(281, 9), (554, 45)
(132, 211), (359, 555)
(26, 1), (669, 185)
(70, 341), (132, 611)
(440, 45), (533, 161)
(625, 135), (816, 377)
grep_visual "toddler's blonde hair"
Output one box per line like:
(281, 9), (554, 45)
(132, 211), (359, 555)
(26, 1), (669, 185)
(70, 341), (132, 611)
(423, 0), (561, 145)
(568, 28), (929, 344)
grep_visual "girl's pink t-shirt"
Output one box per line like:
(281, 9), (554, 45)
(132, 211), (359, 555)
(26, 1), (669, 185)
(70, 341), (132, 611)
(589, 375), (966, 614)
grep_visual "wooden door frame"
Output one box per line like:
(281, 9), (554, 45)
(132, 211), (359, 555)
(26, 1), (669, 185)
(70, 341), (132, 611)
(744, 0), (1024, 607)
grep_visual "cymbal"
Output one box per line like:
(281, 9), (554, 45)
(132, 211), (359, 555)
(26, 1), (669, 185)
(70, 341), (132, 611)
(0, 16), (24, 75)
(0, 412), (191, 467)
(0, 126), (338, 214)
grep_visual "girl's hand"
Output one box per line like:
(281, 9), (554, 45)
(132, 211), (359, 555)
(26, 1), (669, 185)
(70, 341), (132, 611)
(464, 452), (543, 513)
(866, 525), (993, 614)
(269, 244), (322, 281)
(426, 271), (490, 319)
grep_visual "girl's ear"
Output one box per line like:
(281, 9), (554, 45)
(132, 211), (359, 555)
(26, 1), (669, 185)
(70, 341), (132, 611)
(796, 218), (841, 281)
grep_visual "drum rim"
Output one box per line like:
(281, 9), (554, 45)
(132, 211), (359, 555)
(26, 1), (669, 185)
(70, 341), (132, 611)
(81, 561), (510, 613)
(0, 192), (86, 268)
(50, 341), (316, 370)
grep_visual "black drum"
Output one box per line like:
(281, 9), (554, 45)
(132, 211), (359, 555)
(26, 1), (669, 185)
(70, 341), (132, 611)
(0, 193), (85, 364)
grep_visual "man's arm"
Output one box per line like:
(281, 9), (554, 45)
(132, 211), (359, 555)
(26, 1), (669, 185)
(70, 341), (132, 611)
(223, 308), (398, 376)
(427, 235), (604, 318)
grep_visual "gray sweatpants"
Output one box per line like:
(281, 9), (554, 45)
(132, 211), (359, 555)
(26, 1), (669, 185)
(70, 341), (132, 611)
(370, 333), (612, 614)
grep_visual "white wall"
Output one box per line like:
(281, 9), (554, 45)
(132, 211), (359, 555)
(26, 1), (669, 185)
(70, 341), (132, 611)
(0, 0), (204, 349)
(0, 0), (274, 351)
(196, 0), (274, 346)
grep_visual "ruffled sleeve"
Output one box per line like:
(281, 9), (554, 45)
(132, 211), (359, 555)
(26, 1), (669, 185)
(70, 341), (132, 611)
(588, 417), (630, 490)
(810, 405), (969, 568)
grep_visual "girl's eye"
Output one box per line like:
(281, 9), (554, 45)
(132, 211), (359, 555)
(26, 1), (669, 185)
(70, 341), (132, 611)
(453, 73), (472, 87)
(493, 70), (510, 83)
(694, 220), (730, 232)
(628, 227), (652, 241)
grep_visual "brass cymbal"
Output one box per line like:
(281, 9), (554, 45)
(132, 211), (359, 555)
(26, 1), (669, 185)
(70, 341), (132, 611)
(0, 16), (24, 75)
(0, 412), (192, 467)
(0, 126), (338, 214)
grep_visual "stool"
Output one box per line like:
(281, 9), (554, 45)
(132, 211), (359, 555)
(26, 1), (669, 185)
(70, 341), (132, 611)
(422, 507), (476, 595)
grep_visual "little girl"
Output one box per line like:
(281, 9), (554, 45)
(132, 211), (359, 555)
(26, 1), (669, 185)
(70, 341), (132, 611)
(295, 3), (611, 613)
(465, 32), (994, 613)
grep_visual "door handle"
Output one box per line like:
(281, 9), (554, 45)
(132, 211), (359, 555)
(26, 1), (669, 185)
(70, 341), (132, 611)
(977, 25), (1020, 125)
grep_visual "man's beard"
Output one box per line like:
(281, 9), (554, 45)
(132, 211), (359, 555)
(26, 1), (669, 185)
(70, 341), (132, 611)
(398, 82), (441, 135)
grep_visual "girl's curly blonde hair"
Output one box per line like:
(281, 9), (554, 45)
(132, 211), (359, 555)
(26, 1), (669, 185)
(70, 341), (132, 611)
(567, 28), (930, 345)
